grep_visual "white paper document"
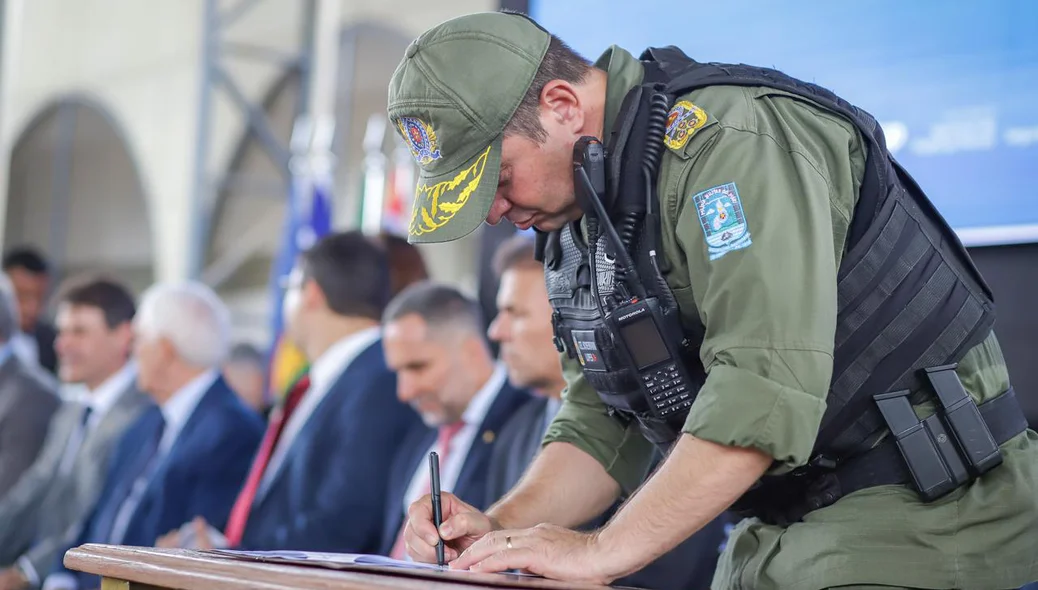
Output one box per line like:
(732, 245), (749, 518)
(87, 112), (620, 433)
(207, 549), (445, 571)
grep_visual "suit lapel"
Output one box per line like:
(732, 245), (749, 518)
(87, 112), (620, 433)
(0, 355), (23, 419)
(383, 426), (436, 544)
(81, 384), (148, 459)
(454, 383), (527, 503)
(252, 341), (379, 507)
(135, 378), (227, 502)
(38, 401), (82, 474)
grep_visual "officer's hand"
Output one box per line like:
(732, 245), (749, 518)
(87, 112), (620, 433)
(404, 491), (496, 563)
(451, 523), (618, 584)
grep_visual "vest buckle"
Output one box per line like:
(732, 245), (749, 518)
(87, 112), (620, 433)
(550, 311), (566, 354)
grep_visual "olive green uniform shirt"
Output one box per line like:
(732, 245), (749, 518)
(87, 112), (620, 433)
(542, 46), (1038, 590)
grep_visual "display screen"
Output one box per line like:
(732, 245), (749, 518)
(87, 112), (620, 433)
(529, 0), (1038, 246)
(619, 315), (670, 370)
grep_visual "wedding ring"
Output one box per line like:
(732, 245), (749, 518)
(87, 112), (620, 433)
(505, 535), (513, 550)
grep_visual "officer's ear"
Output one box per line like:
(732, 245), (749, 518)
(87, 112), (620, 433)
(539, 80), (585, 136)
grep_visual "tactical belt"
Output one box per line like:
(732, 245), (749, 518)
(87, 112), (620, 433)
(740, 384), (1028, 526)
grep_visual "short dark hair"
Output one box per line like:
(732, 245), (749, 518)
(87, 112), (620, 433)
(57, 275), (136, 329)
(300, 230), (391, 321)
(492, 233), (540, 278)
(383, 281), (484, 337)
(503, 35), (593, 143)
(2, 246), (49, 275)
(375, 231), (430, 297)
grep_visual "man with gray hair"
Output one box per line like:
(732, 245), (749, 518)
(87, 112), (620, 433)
(0, 271), (59, 498)
(42, 281), (264, 590)
(379, 281), (530, 558)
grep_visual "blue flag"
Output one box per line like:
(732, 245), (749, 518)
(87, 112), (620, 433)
(266, 165), (332, 399)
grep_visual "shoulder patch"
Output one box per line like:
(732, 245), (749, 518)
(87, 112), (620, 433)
(693, 182), (752, 261)
(663, 101), (708, 151)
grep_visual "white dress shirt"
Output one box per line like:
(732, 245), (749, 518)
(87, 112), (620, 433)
(155, 369), (219, 454)
(401, 362), (508, 512)
(257, 326), (382, 495)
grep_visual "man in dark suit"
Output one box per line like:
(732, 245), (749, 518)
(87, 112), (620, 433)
(42, 281), (264, 590)
(0, 277), (150, 590)
(2, 247), (58, 375)
(158, 231), (421, 554)
(0, 272), (59, 499)
(483, 237), (566, 503)
(484, 234), (729, 590)
(379, 281), (530, 558)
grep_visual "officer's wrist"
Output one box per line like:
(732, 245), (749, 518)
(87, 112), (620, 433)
(485, 505), (517, 532)
(590, 525), (640, 581)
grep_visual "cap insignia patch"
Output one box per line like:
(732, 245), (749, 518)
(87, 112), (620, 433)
(398, 116), (442, 166)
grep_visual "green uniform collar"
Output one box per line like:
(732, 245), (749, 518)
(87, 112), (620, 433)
(594, 46), (645, 142)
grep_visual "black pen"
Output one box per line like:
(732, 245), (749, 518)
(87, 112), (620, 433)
(429, 451), (445, 567)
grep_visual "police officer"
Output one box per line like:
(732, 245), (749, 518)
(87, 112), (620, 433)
(387, 11), (1038, 590)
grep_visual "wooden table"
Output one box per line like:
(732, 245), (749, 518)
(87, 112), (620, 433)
(64, 545), (624, 590)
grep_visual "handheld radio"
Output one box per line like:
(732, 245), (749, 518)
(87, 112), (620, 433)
(572, 137), (699, 422)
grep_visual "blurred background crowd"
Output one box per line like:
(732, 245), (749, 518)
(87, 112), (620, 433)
(0, 1), (1033, 589)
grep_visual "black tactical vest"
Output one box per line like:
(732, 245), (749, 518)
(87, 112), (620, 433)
(543, 46), (1026, 525)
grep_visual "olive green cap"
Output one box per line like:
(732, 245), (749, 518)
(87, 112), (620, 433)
(387, 11), (550, 243)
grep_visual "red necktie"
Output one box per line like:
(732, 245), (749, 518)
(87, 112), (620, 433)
(389, 420), (466, 559)
(223, 374), (311, 547)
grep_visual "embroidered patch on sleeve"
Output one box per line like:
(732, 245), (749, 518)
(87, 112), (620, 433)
(693, 182), (752, 261)
(663, 101), (708, 150)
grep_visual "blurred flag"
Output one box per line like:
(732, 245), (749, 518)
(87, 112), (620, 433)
(383, 139), (415, 235)
(265, 150), (332, 400)
(359, 114), (387, 234)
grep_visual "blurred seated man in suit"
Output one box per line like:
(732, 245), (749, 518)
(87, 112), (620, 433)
(0, 277), (150, 590)
(379, 282), (530, 558)
(222, 343), (270, 418)
(158, 231), (421, 554)
(2, 247), (58, 375)
(0, 271), (59, 499)
(42, 281), (264, 590)
(485, 234), (728, 590)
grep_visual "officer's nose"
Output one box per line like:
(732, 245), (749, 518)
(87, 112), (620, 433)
(486, 194), (511, 225)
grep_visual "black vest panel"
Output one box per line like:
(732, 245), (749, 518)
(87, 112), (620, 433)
(544, 45), (998, 521)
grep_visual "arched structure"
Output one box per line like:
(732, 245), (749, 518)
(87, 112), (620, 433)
(4, 96), (154, 294)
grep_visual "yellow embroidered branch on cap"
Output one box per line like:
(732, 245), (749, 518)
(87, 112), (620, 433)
(408, 144), (492, 237)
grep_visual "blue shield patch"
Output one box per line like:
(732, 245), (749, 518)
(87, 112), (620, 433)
(693, 182), (752, 261)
